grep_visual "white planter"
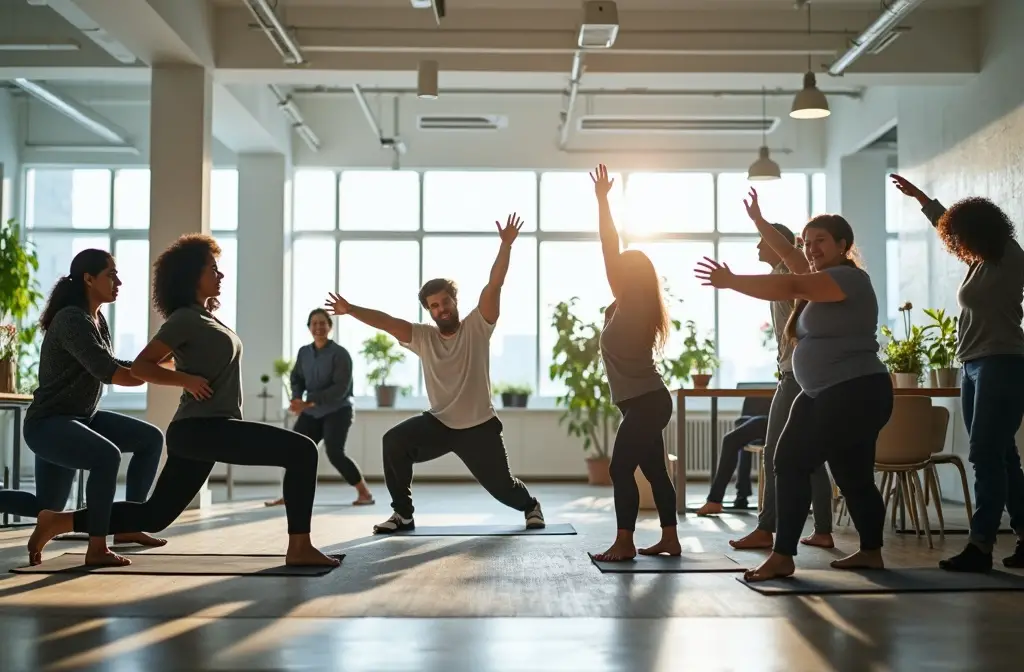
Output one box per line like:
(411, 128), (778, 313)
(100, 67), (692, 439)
(929, 367), (959, 388)
(893, 372), (920, 388)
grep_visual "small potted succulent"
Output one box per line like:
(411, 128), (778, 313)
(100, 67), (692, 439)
(361, 333), (406, 407)
(881, 302), (927, 388)
(922, 307), (959, 388)
(680, 320), (719, 389)
(495, 382), (532, 408)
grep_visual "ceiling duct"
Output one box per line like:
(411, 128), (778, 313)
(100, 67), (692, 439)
(828, 0), (926, 76)
(418, 115), (508, 131)
(578, 116), (779, 134)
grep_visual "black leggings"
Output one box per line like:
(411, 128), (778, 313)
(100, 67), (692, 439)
(609, 388), (676, 531)
(72, 418), (319, 535)
(293, 407), (363, 486)
(773, 373), (893, 556)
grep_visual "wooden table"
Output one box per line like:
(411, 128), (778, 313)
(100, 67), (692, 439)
(671, 385), (962, 515)
(0, 392), (33, 526)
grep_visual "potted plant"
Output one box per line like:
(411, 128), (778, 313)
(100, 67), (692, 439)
(15, 323), (41, 394)
(680, 320), (719, 389)
(361, 333), (406, 408)
(0, 324), (16, 393)
(0, 218), (43, 393)
(549, 298), (619, 485)
(881, 302), (927, 388)
(495, 382), (531, 408)
(922, 307), (959, 388)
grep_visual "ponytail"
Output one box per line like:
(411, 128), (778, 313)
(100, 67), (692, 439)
(38, 249), (112, 331)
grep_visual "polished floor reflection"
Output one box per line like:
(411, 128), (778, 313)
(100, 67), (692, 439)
(1, 482), (1022, 671)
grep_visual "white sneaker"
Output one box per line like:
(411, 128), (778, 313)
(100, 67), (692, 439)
(373, 512), (415, 534)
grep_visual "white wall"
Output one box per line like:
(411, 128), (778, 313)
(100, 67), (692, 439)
(0, 89), (20, 224)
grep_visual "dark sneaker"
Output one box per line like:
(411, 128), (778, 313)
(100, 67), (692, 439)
(1002, 540), (1024, 568)
(373, 512), (415, 534)
(525, 501), (546, 529)
(731, 497), (750, 510)
(939, 543), (993, 573)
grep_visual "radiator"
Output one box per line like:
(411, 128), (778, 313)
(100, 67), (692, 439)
(664, 416), (759, 479)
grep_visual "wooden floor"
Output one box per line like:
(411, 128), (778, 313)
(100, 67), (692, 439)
(1, 481), (1022, 671)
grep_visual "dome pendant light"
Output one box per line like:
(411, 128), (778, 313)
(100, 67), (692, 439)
(749, 87), (781, 181)
(791, 4), (830, 119)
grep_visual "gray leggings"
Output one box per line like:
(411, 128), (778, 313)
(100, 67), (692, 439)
(757, 375), (833, 535)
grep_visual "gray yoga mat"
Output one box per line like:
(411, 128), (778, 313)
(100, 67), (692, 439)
(10, 552), (344, 576)
(739, 567), (1024, 595)
(390, 523), (576, 536)
(589, 552), (744, 573)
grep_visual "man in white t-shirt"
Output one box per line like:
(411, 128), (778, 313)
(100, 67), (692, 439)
(324, 213), (545, 533)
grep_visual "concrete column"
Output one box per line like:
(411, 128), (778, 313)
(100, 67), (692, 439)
(839, 151), (890, 319)
(236, 153), (288, 423)
(146, 64), (213, 510)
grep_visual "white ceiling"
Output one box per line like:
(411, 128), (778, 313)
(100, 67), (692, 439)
(212, 0), (983, 7)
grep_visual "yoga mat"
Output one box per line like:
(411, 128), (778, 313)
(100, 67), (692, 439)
(738, 567), (1024, 595)
(10, 552), (345, 577)
(589, 552), (744, 573)
(390, 523), (576, 536)
(685, 498), (757, 512)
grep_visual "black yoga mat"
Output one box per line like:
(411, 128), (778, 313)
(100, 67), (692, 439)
(589, 552), (745, 573)
(10, 552), (345, 576)
(388, 523), (576, 536)
(738, 567), (1024, 595)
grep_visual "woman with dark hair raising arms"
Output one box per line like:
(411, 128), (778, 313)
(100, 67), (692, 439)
(28, 235), (339, 568)
(1, 249), (165, 566)
(695, 214), (893, 582)
(589, 164), (679, 562)
(891, 175), (1024, 572)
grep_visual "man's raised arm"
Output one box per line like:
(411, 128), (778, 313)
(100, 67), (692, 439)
(478, 212), (524, 325)
(324, 292), (413, 344)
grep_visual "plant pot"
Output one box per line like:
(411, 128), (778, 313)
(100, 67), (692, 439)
(500, 392), (529, 408)
(0, 359), (14, 394)
(691, 373), (712, 389)
(893, 372), (920, 388)
(375, 385), (398, 408)
(930, 367), (959, 388)
(586, 456), (612, 486)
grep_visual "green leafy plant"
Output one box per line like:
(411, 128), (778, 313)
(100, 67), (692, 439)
(921, 307), (958, 370)
(0, 324), (15, 362)
(679, 320), (719, 376)
(494, 382), (533, 395)
(881, 302), (927, 377)
(548, 298), (618, 460)
(361, 333), (405, 388)
(272, 358), (293, 398)
(0, 219), (43, 324)
(15, 323), (41, 394)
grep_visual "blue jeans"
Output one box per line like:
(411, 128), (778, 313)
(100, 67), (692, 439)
(962, 355), (1024, 549)
(20, 411), (164, 537)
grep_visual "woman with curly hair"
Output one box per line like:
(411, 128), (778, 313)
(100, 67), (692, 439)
(28, 234), (339, 568)
(891, 175), (1024, 573)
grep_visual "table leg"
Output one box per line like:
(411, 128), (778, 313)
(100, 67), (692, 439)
(675, 395), (687, 515)
(709, 398), (719, 483)
(12, 406), (21, 523)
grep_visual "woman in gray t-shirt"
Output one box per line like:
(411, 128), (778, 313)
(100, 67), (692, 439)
(695, 214), (893, 583)
(28, 235), (340, 569)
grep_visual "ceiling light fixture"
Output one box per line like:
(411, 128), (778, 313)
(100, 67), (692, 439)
(417, 60), (439, 99)
(748, 87), (781, 181)
(791, 3), (830, 119)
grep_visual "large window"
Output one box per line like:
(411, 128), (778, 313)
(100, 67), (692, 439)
(884, 175), (902, 327)
(290, 169), (828, 402)
(24, 167), (239, 402)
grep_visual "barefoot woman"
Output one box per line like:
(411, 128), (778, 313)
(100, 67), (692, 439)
(29, 235), (339, 568)
(590, 164), (680, 562)
(3, 249), (166, 566)
(695, 215), (892, 581)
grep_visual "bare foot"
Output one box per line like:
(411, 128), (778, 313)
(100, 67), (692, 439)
(800, 532), (835, 549)
(743, 552), (796, 582)
(84, 548), (132, 567)
(264, 497), (285, 507)
(730, 529), (774, 550)
(286, 535), (341, 567)
(27, 510), (72, 566)
(113, 532), (168, 547)
(695, 501), (724, 516)
(830, 549), (884, 570)
(639, 538), (682, 556)
(592, 540), (637, 562)
(352, 495), (375, 506)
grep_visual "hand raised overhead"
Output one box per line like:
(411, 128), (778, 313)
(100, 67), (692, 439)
(590, 163), (614, 198)
(744, 187), (765, 224)
(496, 212), (524, 245)
(693, 256), (735, 289)
(889, 174), (927, 202)
(324, 292), (351, 316)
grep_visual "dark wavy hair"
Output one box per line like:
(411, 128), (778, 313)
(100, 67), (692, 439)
(784, 214), (862, 343)
(418, 278), (458, 309)
(39, 249), (112, 331)
(937, 197), (1015, 263)
(152, 234), (221, 319)
(307, 307), (333, 328)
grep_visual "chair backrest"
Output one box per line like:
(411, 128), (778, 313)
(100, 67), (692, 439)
(737, 382), (776, 417)
(929, 406), (950, 455)
(874, 395), (935, 466)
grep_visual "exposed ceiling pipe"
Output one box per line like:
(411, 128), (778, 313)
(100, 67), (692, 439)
(293, 86), (863, 99)
(25, 0), (137, 63)
(828, 0), (926, 76)
(302, 45), (839, 57)
(557, 51), (584, 149)
(351, 85), (407, 155)
(12, 78), (133, 146)
(561, 147), (794, 155)
(243, 0), (306, 65)
(267, 84), (320, 152)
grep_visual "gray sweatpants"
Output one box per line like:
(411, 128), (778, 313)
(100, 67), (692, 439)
(757, 374), (834, 535)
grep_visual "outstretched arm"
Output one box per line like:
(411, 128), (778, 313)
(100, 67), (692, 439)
(694, 258), (846, 303)
(744, 188), (809, 274)
(325, 292), (413, 344)
(478, 213), (524, 325)
(890, 174), (946, 227)
(591, 164), (625, 297)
